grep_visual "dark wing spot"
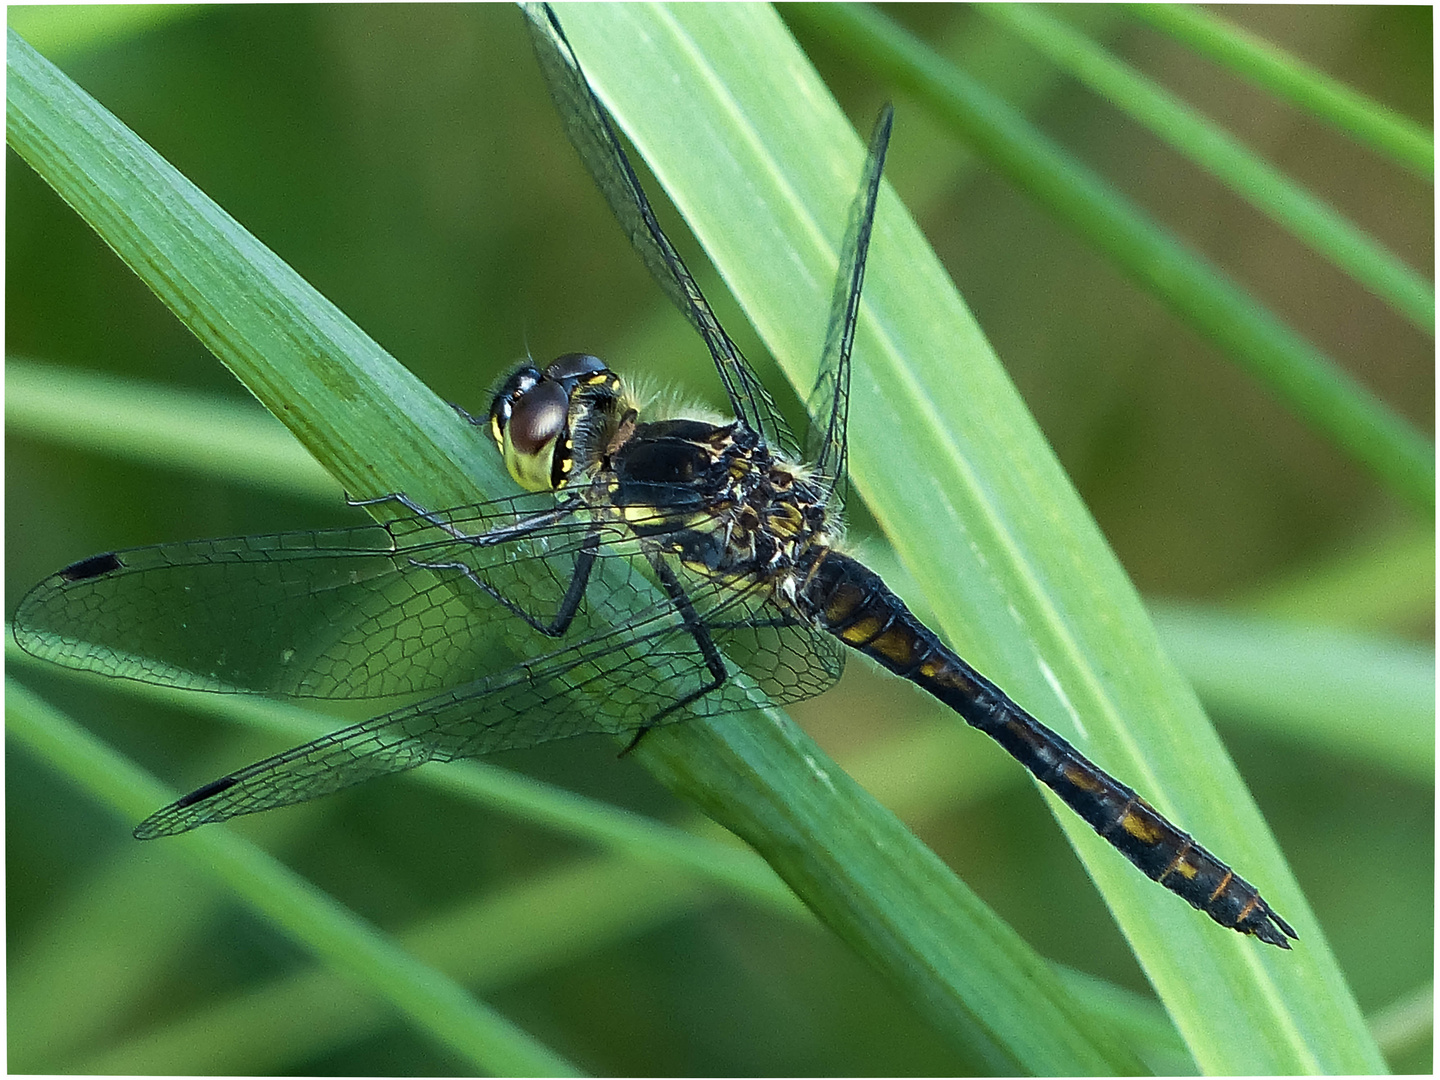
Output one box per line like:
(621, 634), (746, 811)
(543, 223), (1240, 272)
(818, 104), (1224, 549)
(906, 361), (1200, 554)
(59, 551), (124, 581)
(174, 774), (240, 809)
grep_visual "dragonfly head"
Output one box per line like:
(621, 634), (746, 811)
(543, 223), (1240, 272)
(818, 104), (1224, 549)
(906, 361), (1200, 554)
(488, 353), (629, 492)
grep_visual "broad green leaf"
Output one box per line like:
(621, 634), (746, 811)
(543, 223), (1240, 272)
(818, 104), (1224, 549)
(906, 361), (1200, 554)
(552, 4), (1382, 1075)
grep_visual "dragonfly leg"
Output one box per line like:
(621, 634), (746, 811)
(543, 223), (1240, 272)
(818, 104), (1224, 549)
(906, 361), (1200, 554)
(354, 490), (586, 553)
(449, 400), (485, 427)
(620, 554), (730, 756)
(407, 532), (598, 637)
(347, 491), (478, 537)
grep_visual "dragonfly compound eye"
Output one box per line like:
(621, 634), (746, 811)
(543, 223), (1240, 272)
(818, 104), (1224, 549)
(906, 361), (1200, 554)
(488, 365), (542, 451)
(496, 375), (572, 493)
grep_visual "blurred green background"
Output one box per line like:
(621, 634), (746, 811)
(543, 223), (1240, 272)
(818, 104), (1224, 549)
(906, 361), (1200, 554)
(7, 4), (1431, 1074)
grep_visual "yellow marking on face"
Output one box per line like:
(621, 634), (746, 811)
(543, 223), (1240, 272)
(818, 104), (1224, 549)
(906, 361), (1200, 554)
(503, 434), (561, 493)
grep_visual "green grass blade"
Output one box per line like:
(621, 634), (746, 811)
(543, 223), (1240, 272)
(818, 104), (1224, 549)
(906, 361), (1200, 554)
(787, 3), (1433, 516)
(4, 679), (581, 1077)
(1367, 982), (1435, 1062)
(5, 357), (337, 501)
(1241, 523), (1436, 634)
(7, 22), (1142, 1073)
(1149, 603), (1435, 782)
(1130, 3), (1434, 178)
(980, 4), (1433, 331)
(67, 855), (710, 1074)
(557, 4), (1382, 1074)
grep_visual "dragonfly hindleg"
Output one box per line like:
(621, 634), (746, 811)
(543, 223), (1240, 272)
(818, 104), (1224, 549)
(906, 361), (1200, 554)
(619, 554), (732, 755)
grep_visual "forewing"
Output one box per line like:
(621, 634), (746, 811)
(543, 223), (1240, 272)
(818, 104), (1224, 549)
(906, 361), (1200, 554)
(13, 491), (647, 699)
(521, 3), (797, 457)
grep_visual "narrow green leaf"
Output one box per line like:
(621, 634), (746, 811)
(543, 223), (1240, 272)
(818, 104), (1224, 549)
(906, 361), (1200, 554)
(5, 357), (336, 501)
(787, 3), (1434, 516)
(980, 3), (1433, 331)
(1366, 981), (1435, 1061)
(1130, 3), (1434, 178)
(1241, 524), (1437, 634)
(1149, 603), (1435, 782)
(5, 679), (581, 1078)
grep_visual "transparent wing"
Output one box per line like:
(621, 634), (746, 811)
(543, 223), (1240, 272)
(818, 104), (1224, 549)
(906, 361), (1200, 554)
(14, 490), (683, 700)
(521, 3), (797, 458)
(134, 562), (845, 837)
(804, 104), (893, 518)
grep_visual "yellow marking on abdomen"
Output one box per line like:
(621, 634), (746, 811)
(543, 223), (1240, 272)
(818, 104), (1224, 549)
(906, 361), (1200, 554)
(1207, 869), (1234, 903)
(838, 615), (885, 644)
(1119, 807), (1164, 844)
(867, 626), (921, 667)
(1060, 763), (1105, 793)
(1158, 841), (1199, 882)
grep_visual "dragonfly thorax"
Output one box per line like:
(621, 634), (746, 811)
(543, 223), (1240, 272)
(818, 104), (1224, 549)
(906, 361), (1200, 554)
(488, 353), (631, 493)
(608, 418), (832, 587)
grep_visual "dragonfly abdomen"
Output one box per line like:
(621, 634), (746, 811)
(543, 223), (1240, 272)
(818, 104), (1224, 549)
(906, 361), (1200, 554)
(798, 548), (1296, 948)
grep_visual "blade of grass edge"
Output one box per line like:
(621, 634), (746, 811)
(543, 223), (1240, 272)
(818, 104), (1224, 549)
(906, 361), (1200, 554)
(8, 22), (1141, 1075)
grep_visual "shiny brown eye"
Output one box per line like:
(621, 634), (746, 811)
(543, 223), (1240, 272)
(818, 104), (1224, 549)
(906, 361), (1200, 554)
(506, 378), (570, 457)
(488, 366), (541, 447)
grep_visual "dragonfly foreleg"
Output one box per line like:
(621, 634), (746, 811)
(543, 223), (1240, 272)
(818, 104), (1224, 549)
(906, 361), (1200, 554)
(408, 530), (598, 637)
(351, 490), (585, 553)
(348, 491), (481, 540)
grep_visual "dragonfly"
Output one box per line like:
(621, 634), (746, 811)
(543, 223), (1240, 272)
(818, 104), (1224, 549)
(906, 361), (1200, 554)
(13, 3), (1294, 949)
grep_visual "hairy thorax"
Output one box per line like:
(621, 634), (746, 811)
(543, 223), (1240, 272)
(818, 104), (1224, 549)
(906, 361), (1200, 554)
(604, 418), (833, 600)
